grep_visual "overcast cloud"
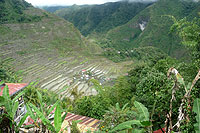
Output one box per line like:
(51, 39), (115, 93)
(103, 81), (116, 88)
(25, 0), (157, 6)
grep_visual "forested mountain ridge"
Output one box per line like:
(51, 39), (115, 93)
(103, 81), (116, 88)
(97, 0), (200, 61)
(54, 1), (152, 36)
(40, 6), (68, 13)
(0, 0), (42, 23)
(47, 0), (200, 62)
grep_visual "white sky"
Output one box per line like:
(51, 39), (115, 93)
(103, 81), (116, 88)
(25, 0), (121, 6)
(25, 0), (198, 6)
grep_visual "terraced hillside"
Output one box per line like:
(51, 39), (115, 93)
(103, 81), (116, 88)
(0, 7), (131, 99)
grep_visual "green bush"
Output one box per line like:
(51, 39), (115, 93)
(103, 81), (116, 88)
(73, 96), (110, 119)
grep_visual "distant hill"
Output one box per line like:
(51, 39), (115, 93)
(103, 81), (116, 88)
(54, 2), (152, 36)
(50, 0), (200, 61)
(40, 6), (68, 13)
(99, 0), (200, 60)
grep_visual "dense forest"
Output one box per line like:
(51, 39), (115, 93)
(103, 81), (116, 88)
(54, 0), (200, 62)
(0, 0), (43, 23)
(54, 2), (152, 36)
(0, 0), (200, 132)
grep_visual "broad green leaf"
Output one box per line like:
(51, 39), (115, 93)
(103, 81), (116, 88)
(110, 120), (141, 132)
(41, 102), (46, 112)
(16, 113), (29, 129)
(29, 82), (35, 86)
(12, 101), (19, 119)
(54, 104), (62, 133)
(177, 76), (187, 92)
(47, 100), (59, 116)
(0, 81), (4, 86)
(116, 103), (120, 111)
(36, 90), (43, 111)
(186, 83), (192, 91)
(193, 98), (200, 133)
(140, 121), (151, 127)
(32, 81), (39, 86)
(3, 85), (10, 99)
(26, 104), (37, 121)
(112, 125), (131, 132)
(29, 103), (54, 130)
(176, 74), (185, 86)
(0, 96), (5, 107)
(132, 129), (145, 133)
(3, 85), (12, 114)
(122, 103), (129, 111)
(36, 90), (42, 103)
(134, 101), (149, 121)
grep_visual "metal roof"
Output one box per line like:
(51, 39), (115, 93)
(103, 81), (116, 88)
(60, 113), (100, 132)
(0, 83), (28, 96)
(24, 112), (100, 133)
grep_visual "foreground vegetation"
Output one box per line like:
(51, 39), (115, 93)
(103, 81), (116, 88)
(0, 59), (199, 132)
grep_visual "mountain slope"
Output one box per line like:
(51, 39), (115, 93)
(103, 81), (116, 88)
(0, 1), (128, 97)
(101, 0), (200, 59)
(0, 0), (42, 24)
(52, 0), (200, 62)
(54, 1), (152, 36)
(40, 6), (68, 13)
